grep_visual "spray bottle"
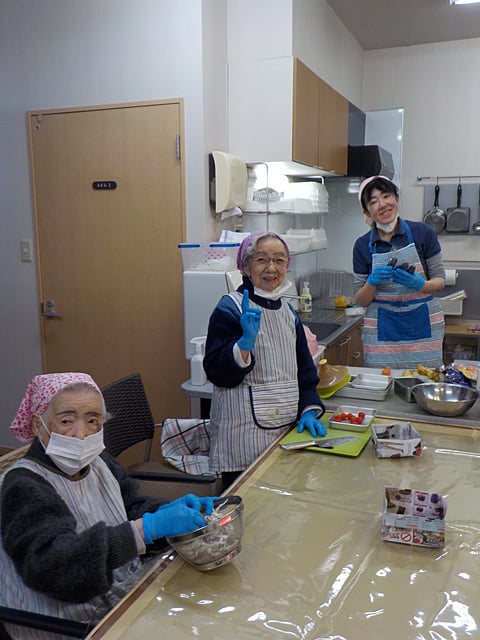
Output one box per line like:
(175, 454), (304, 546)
(190, 336), (207, 385)
(299, 282), (312, 313)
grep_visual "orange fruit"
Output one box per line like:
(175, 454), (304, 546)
(334, 295), (349, 308)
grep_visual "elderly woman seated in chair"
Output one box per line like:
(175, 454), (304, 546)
(0, 372), (217, 640)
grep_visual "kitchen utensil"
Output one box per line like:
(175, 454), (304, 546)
(423, 184), (446, 232)
(317, 358), (351, 398)
(335, 378), (392, 402)
(350, 373), (391, 390)
(317, 359), (349, 390)
(393, 376), (425, 402)
(280, 436), (359, 450)
(411, 382), (478, 417)
(446, 182), (470, 232)
(166, 495), (244, 571)
(318, 374), (351, 399)
(387, 257), (398, 268)
(329, 405), (377, 432)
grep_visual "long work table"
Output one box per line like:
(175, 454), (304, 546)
(87, 417), (480, 640)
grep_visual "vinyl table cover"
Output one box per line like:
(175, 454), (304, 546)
(91, 422), (480, 640)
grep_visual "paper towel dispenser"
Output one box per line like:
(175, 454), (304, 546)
(209, 151), (247, 213)
(347, 145), (395, 180)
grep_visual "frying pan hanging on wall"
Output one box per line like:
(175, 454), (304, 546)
(423, 184), (445, 232)
(446, 182), (470, 232)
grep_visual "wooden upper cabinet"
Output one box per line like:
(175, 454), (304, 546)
(317, 76), (348, 175)
(292, 59), (319, 167)
(293, 58), (348, 175)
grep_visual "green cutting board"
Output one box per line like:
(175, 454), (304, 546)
(279, 425), (372, 458)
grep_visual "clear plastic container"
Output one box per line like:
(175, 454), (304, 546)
(179, 242), (240, 271)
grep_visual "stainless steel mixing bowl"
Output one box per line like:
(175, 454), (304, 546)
(166, 495), (244, 571)
(411, 382), (478, 417)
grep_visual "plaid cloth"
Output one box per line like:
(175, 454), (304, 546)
(160, 418), (220, 477)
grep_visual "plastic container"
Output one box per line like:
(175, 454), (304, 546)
(179, 242), (240, 271)
(190, 337), (207, 385)
(281, 234), (311, 252)
(436, 290), (466, 316)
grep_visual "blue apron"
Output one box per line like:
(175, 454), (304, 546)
(362, 221), (444, 370)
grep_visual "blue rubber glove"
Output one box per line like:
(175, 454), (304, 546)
(142, 502), (206, 543)
(297, 410), (327, 438)
(175, 493), (217, 516)
(366, 265), (394, 287)
(391, 268), (425, 291)
(237, 290), (262, 351)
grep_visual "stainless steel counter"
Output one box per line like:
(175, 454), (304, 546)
(297, 297), (364, 347)
(182, 365), (480, 430)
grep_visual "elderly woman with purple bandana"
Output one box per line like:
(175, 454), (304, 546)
(0, 372), (216, 640)
(204, 231), (326, 490)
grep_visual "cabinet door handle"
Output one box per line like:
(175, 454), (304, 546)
(339, 335), (351, 347)
(351, 351), (362, 361)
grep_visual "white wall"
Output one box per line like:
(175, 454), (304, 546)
(292, 0), (364, 107)
(363, 38), (480, 266)
(0, 0), (227, 447)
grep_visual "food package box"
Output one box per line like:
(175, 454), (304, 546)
(381, 487), (446, 548)
(372, 422), (422, 458)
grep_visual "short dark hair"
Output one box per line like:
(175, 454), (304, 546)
(360, 177), (398, 211)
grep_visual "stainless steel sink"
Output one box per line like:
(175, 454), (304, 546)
(302, 321), (342, 341)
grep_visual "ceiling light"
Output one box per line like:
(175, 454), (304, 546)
(450, 1), (480, 5)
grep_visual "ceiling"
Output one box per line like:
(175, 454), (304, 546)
(326, 0), (480, 50)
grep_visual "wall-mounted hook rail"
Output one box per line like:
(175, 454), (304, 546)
(417, 175), (480, 183)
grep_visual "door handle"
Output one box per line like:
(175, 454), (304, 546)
(41, 300), (62, 318)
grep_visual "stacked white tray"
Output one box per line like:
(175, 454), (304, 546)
(334, 373), (392, 401)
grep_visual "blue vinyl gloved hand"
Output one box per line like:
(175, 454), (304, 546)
(175, 493), (217, 516)
(237, 290), (262, 351)
(297, 410), (327, 438)
(391, 268), (425, 291)
(366, 265), (394, 287)
(142, 502), (206, 544)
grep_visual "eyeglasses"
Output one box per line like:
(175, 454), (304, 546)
(250, 256), (288, 269)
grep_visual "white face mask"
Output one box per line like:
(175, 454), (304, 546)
(39, 416), (105, 475)
(253, 279), (293, 301)
(376, 214), (399, 233)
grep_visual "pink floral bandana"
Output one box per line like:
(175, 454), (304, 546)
(10, 372), (101, 443)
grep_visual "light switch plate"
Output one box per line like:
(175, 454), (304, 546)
(20, 239), (33, 262)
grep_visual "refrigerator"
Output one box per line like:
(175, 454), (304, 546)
(183, 269), (243, 360)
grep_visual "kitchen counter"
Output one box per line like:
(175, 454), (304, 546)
(297, 297), (364, 347)
(86, 418), (480, 640)
(182, 365), (480, 430)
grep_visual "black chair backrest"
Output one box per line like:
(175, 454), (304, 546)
(102, 373), (155, 458)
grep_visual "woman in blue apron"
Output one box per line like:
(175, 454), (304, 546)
(353, 176), (446, 370)
(204, 231), (326, 491)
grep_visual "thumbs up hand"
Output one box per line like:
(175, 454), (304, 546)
(237, 290), (262, 351)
